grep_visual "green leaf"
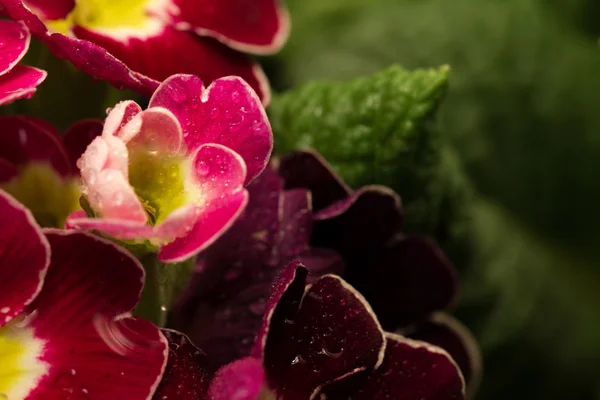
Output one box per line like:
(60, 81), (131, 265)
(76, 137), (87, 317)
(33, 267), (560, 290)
(269, 64), (449, 233)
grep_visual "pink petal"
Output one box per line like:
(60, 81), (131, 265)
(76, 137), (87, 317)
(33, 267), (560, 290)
(0, 115), (71, 176)
(159, 190), (249, 262)
(207, 357), (266, 400)
(102, 100), (142, 138)
(63, 119), (103, 173)
(0, 190), (50, 326)
(0, 64), (47, 105)
(150, 75), (273, 182)
(126, 107), (183, 155)
(0, 19), (30, 75)
(19, 0), (74, 20)
(72, 24), (271, 103)
(149, 0), (290, 54)
(88, 169), (147, 223)
(25, 230), (168, 400)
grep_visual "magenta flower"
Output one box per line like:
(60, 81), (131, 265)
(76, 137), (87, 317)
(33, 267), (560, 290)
(0, 189), (167, 399)
(0, 0), (289, 103)
(0, 19), (46, 105)
(0, 115), (102, 227)
(206, 261), (466, 399)
(67, 74), (273, 262)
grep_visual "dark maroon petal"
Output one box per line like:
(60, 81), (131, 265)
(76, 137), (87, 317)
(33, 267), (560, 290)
(275, 188), (312, 262)
(73, 24), (270, 103)
(0, 115), (71, 176)
(321, 333), (465, 400)
(0, 158), (19, 182)
(259, 263), (386, 399)
(207, 357), (267, 400)
(63, 119), (103, 173)
(297, 248), (345, 282)
(404, 313), (482, 397)
(278, 149), (351, 213)
(20, 0), (74, 19)
(151, 0), (289, 54)
(154, 329), (214, 400)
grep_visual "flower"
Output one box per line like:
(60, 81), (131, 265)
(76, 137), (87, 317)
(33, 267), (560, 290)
(0, 19), (46, 105)
(1, 0), (289, 103)
(207, 261), (466, 399)
(0, 189), (168, 399)
(0, 116), (102, 227)
(67, 74), (273, 262)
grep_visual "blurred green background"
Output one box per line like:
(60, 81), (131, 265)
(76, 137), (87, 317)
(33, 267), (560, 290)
(265, 0), (600, 398)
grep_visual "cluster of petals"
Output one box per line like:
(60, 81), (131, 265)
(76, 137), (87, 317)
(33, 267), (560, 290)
(170, 149), (481, 393)
(0, 0), (290, 103)
(67, 73), (273, 262)
(0, 189), (169, 399)
(0, 19), (46, 105)
(0, 115), (102, 227)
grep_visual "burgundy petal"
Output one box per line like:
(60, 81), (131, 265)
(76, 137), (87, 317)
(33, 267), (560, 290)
(74, 25), (270, 103)
(207, 357), (266, 400)
(0, 115), (71, 176)
(20, 0), (74, 20)
(154, 329), (214, 400)
(258, 263), (386, 399)
(0, 64), (46, 105)
(63, 119), (103, 173)
(275, 188), (312, 261)
(0, 158), (19, 182)
(0, 189), (49, 326)
(150, 0), (290, 54)
(321, 333), (465, 400)
(404, 313), (482, 397)
(0, 19), (30, 75)
(278, 149), (351, 213)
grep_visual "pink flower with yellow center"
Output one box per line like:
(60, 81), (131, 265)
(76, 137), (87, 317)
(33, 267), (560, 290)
(0, 19), (46, 105)
(0, 189), (168, 399)
(0, 0), (289, 103)
(67, 74), (273, 262)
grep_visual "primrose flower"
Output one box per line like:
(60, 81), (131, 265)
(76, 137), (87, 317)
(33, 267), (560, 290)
(67, 74), (273, 263)
(207, 262), (466, 400)
(1, 0), (289, 103)
(0, 116), (102, 227)
(0, 19), (46, 105)
(0, 189), (167, 399)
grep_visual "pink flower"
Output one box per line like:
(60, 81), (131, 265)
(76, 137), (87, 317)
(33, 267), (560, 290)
(0, 0), (289, 103)
(0, 189), (168, 399)
(0, 19), (46, 105)
(67, 74), (273, 263)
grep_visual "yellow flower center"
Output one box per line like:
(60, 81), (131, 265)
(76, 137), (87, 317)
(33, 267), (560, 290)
(0, 163), (81, 228)
(0, 319), (48, 399)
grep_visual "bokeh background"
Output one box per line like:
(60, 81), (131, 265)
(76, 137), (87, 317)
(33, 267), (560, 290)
(265, 0), (600, 399)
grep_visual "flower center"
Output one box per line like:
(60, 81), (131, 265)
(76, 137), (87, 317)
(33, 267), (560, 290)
(128, 150), (188, 226)
(0, 320), (48, 399)
(0, 163), (81, 228)
(45, 0), (150, 34)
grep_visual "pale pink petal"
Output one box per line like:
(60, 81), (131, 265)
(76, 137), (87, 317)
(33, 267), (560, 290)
(0, 65), (47, 106)
(126, 107), (183, 155)
(0, 190), (50, 326)
(102, 100), (142, 138)
(0, 20), (30, 75)
(158, 190), (249, 263)
(149, 74), (273, 183)
(88, 169), (147, 223)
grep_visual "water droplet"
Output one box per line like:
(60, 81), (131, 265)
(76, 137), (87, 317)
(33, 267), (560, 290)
(0, 307), (10, 313)
(231, 91), (240, 103)
(284, 318), (295, 325)
(291, 355), (305, 366)
(320, 347), (343, 359)
(70, 369), (77, 375)
(160, 306), (167, 312)
(0, 40), (7, 49)
(210, 107), (220, 118)
(18, 128), (27, 145)
(113, 192), (124, 206)
(196, 160), (210, 177)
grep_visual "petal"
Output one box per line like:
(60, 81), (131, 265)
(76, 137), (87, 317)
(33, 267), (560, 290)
(255, 262), (386, 399)
(296, 248), (345, 281)
(404, 313), (482, 397)
(0, 20), (30, 75)
(275, 189), (312, 261)
(65, 216), (154, 240)
(0, 190), (49, 326)
(158, 189), (249, 262)
(23, 230), (168, 400)
(149, 0), (290, 54)
(18, 0), (74, 20)
(320, 333), (466, 400)
(126, 107), (183, 155)
(150, 74), (273, 182)
(102, 100), (142, 138)
(73, 24), (271, 104)
(207, 357), (266, 400)
(63, 119), (104, 173)
(0, 116), (70, 176)
(0, 65), (46, 105)
(154, 329), (214, 399)
(0, 158), (19, 182)
(88, 169), (147, 223)
(278, 149), (352, 212)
